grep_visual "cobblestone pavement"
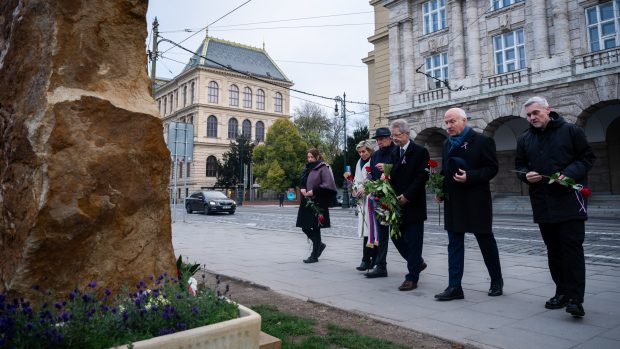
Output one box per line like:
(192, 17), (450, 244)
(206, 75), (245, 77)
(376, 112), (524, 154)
(174, 205), (620, 266)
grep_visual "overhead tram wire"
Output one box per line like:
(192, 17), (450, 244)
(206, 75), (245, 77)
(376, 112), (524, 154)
(161, 0), (252, 55)
(157, 36), (379, 113)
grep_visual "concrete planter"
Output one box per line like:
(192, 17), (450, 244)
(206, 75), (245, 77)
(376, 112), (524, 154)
(113, 304), (261, 349)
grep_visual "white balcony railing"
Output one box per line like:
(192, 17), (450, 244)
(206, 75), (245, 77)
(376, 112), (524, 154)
(575, 47), (620, 73)
(487, 69), (527, 89)
(417, 88), (447, 104)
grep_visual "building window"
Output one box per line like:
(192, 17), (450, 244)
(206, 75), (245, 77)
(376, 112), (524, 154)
(190, 82), (195, 104)
(208, 81), (219, 103)
(229, 84), (239, 106)
(242, 119), (251, 138)
(491, 0), (523, 11)
(178, 161), (183, 178)
(206, 156), (218, 177)
(425, 52), (449, 89)
(493, 28), (525, 74)
(207, 115), (218, 138)
(163, 97), (167, 115)
(169, 93), (173, 113)
(175, 90), (178, 108)
(183, 86), (187, 107)
(243, 87), (252, 108)
(186, 162), (191, 178)
(158, 99), (161, 113)
(423, 0), (446, 35)
(228, 118), (238, 139)
(274, 92), (283, 113)
(256, 89), (265, 110)
(255, 121), (265, 142)
(586, 1), (620, 52)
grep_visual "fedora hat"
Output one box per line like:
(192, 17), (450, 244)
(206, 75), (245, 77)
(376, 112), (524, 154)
(372, 127), (391, 139)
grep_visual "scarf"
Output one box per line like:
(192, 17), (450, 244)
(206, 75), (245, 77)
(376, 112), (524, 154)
(359, 157), (370, 170)
(448, 126), (471, 153)
(300, 161), (320, 187)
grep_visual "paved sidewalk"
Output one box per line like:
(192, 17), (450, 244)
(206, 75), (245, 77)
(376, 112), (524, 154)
(172, 221), (620, 349)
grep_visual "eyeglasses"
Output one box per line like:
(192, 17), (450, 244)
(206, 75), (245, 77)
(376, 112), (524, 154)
(526, 110), (544, 118)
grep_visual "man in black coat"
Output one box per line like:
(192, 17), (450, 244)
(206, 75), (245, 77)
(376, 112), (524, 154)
(434, 108), (504, 301)
(364, 127), (396, 278)
(388, 119), (430, 291)
(516, 96), (595, 317)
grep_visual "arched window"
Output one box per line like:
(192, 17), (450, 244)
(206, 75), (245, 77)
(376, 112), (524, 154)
(207, 115), (218, 138)
(228, 118), (238, 139)
(274, 92), (283, 113)
(243, 87), (252, 108)
(256, 89), (265, 110)
(255, 121), (265, 142)
(229, 84), (239, 106)
(208, 81), (218, 103)
(206, 156), (218, 177)
(242, 119), (251, 138)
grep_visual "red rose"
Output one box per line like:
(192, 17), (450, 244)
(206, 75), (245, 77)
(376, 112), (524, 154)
(428, 159), (439, 168)
(346, 174), (353, 181)
(374, 196), (380, 201)
(381, 203), (388, 209)
(318, 214), (326, 224)
(365, 166), (371, 172)
(580, 187), (592, 198)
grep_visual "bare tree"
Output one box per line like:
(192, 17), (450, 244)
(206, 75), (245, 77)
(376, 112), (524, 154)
(292, 102), (344, 163)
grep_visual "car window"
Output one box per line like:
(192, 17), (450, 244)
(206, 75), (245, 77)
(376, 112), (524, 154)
(204, 191), (228, 199)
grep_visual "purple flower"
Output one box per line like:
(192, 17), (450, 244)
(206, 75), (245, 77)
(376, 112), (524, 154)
(59, 311), (70, 322)
(111, 307), (118, 314)
(88, 280), (97, 288)
(54, 302), (63, 310)
(104, 288), (111, 296)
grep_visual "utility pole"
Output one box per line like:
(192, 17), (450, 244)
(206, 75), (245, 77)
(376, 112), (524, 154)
(150, 17), (159, 84)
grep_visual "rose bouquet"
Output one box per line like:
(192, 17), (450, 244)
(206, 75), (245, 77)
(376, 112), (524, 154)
(363, 164), (401, 238)
(425, 159), (445, 199)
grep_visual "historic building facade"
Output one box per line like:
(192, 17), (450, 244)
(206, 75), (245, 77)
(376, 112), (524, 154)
(368, 0), (620, 195)
(154, 36), (293, 198)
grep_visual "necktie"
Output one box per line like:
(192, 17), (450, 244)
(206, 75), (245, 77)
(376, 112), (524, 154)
(400, 147), (405, 157)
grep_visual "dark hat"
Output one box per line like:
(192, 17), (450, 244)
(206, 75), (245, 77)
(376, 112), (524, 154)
(372, 127), (391, 139)
(446, 156), (469, 175)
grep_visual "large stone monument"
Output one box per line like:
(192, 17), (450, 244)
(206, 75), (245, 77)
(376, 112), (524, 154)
(0, 0), (176, 298)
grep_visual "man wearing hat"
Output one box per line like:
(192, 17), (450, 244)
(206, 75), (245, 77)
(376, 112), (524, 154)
(434, 108), (504, 301)
(364, 127), (396, 278)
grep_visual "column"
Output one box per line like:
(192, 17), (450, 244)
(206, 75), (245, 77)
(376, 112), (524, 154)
(465, 0), (480, 78)
(531, 0), (549, 59)
(451, 0), (465, 79)
(388, 23), (401, 92)
(402, 19), (415, 93)
(552, 0), (570, 57)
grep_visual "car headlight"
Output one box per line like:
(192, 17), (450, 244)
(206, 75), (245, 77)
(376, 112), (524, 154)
(232, 201), (236, 205)
(209, 201), (216, 205)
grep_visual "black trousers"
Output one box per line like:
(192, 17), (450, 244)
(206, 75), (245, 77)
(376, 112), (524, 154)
(302, 227), (322, 256)
(539, 220), (586, 303)
(361, 237), (378, 264)
(447, 231), (503, 287)
(372, 225), (390, 269)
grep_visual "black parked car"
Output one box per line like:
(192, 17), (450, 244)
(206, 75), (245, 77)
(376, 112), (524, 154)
(185, 191), (236, 215)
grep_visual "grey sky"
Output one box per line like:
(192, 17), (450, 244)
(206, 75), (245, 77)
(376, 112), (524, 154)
(146, 0), (375, 126)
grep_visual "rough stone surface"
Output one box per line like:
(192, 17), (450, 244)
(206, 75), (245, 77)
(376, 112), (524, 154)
(0, 0), (176, 298)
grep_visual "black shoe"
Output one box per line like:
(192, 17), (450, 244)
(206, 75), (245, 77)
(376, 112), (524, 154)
(419, 262), (427, 273)
(303, 256), (318, 263)
(356, 261), (371, 271)
(435, 286), (464, 301)
(488, 280), (503, 297)
(365, 267), (388, 278)
(565, 301), (585, 317)
(316, 243), (326, 258)
(545, 295), (569, 309)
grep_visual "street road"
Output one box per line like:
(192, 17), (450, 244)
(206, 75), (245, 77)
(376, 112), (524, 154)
(173, 205), (620, 266)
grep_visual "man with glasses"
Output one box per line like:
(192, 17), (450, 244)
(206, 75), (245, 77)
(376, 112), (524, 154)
(516, 96), (595, 317)
(364, 127), (397, 278)
(385, 119), (430, 291)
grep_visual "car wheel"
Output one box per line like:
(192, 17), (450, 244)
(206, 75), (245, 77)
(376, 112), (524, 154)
(228, 211), (235, 215)
(203, 205), (211, 215)
(186, 206), (192, 214)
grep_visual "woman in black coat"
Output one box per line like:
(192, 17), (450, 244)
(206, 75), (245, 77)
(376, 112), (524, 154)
(295, 148), (337, 263)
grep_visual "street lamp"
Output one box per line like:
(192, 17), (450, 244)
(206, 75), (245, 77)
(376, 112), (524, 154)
(334, 93), (350, 209)
(236, 131), (245, 206)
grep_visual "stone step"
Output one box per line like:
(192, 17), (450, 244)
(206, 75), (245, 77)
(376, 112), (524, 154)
(259, 331), (281, 349)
